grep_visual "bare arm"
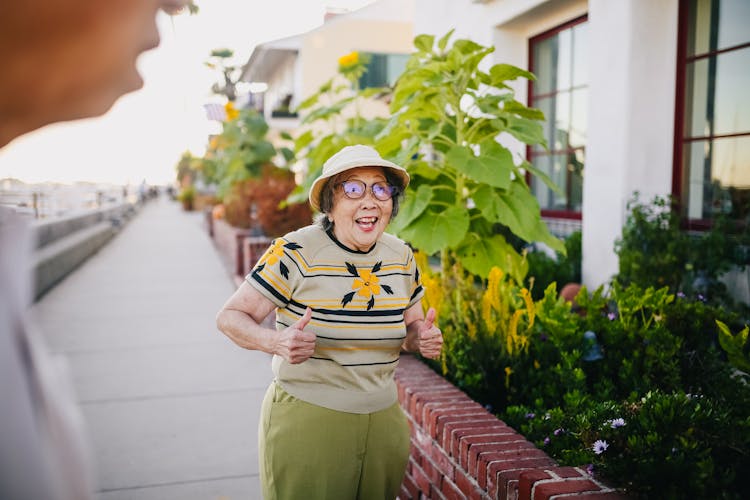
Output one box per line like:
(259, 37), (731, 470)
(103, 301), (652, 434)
(216, 281), (315, 364)
(402, 302), (442, 359)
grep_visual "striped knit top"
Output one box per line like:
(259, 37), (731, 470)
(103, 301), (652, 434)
(247, 224), (424, 414)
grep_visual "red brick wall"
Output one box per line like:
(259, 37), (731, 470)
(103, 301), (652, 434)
(395, 355), (630, 500)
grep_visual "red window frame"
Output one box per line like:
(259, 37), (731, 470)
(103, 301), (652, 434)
(672, 0), (750, 230)
(527, 14), (588, 221)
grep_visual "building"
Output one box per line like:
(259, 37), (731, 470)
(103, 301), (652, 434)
(241, 0), (415, 134)
(243, 0), (749, 290)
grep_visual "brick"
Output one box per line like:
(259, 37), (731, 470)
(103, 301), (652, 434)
(454, 470), (486, 500)
(518, 470), (553, 499)
(411, 461), (431, 495)
(548, 466), (586, 479)
(533, 479), (600, 499)
(484, 457), (555, 492)
(422, 399), (482, 426)
(431, 410), (492, 438)
(469, 441), (540, 477)
(400, 473), (419, 499)
(441, 476), (467, 500)
(451, 424), (516, 458)
(427, 441), (457, 481)
(495, 468), (537, 500)
(422, 454), (445, 484)
(460, 433), (527, 470)
(442, 418), (504, 450)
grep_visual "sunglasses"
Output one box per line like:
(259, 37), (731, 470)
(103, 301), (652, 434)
(338, 180), (398, 201)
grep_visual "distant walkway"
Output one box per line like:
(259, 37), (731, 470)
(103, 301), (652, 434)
(31, 197), (271, 500)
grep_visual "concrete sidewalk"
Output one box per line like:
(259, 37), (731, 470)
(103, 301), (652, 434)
(31, 197), (271, 500)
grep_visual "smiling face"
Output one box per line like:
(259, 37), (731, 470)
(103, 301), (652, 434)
(328, 167), (393, 252)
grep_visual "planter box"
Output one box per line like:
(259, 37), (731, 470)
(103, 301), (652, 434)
(395, 355), (630, 500)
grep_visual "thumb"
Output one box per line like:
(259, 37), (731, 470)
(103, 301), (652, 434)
(295, 307), (313, 330)
(422, 308), (437, 333)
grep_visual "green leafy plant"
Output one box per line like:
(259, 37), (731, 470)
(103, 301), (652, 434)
(379, 31), (564, 280)
(288, 51), (388, 205)
(715, 320), (750, 373)
(615, 194), (750, 307)
(202, 105), (279, 198)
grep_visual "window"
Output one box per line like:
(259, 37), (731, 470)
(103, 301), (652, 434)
(528, 16), (588, 218)
(675, 0), (750, 226)
(358, 53), (409, 89)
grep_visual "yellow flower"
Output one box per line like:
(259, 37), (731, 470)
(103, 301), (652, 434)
(521, 287), (535, 328)
(504, 366), (513, 389)
(534, 359), (541, 369)
(259, 239), (285, 266)
(338, 51), (359, 68)
(422, 273), (444, 313)
(224, 101), (239, 121)
(353, 269), (380, 297)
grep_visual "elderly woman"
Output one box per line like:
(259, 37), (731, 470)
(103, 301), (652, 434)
(216, 144), (442, 499)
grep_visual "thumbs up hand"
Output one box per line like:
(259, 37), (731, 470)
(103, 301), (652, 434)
(418, 308), (442, 359)
(277, 307), (316, 364)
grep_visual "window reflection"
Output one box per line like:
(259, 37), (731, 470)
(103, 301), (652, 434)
(529, 18), (588, 214)
(680, 0), (750, 225)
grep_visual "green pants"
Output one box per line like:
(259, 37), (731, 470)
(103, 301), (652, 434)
(258, 381), (410, 500)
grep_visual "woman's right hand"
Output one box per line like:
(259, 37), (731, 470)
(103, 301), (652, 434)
(275, 307), (316, 364)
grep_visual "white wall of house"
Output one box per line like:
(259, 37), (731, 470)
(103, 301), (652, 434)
(582, 0), (678, 286)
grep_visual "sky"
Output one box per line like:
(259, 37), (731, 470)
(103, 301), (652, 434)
(0, 0), (376, 186)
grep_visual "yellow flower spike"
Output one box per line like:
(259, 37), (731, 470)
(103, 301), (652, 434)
(521, 288), (535, 329)
(224, 101), (239, 121)
(338, 51), (359, 68)
(504, 366), (513, 389)
(507, 309), (523, 356)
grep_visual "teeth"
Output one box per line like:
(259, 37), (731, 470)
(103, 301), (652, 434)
(358, 217), (377, 223)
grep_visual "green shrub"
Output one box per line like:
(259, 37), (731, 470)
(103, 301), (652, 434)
(615, 194), (750, 308)
(525, 231), (582, 300)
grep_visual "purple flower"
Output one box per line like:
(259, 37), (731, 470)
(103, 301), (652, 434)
(525, 412), (535, 419)
(607, 312), (616, 321)
(540, 333), (548, 342)
(543, 437), (551, 446)
(585, 463), (595, 475)
(677, 292), (686, 298)
(592, 439), (609, 455)
(554, 428), (564, 436)
(609, 418), (626, 428)
(698, 294), (706, 302)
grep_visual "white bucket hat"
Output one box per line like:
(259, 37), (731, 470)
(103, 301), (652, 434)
(308, 145), (410, 211)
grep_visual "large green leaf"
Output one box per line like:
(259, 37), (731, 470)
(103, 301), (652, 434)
(399, 206), (469, 255)
(489, 63), (536, 85)
(456, 233), (527, 281)
(389, 184), (433, 233)
(414, 34), (434, 52)
(445, 141), (512, 189)
(491, 180), (565, 252)
(503, 115), (546, 146)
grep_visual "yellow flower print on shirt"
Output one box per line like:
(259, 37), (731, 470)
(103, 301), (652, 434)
(259, 239), (285, 266)
(353, 269), (380, 297)
(342, 261), (393, 310)
(254, 239), (302, 280)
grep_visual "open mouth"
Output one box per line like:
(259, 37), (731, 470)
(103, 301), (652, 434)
(356, 216), (378, 230)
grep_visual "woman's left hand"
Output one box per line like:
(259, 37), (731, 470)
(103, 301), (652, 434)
(418, 308), (442, 359)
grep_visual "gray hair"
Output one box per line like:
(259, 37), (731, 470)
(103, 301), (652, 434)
(316, 168), (405, 232)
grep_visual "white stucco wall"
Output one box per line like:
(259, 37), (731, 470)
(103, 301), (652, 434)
(582, 0), (679, 287)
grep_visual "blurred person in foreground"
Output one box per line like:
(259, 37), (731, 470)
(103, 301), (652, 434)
(216, 145), (443, 499)
(0, 1), (190, 499)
